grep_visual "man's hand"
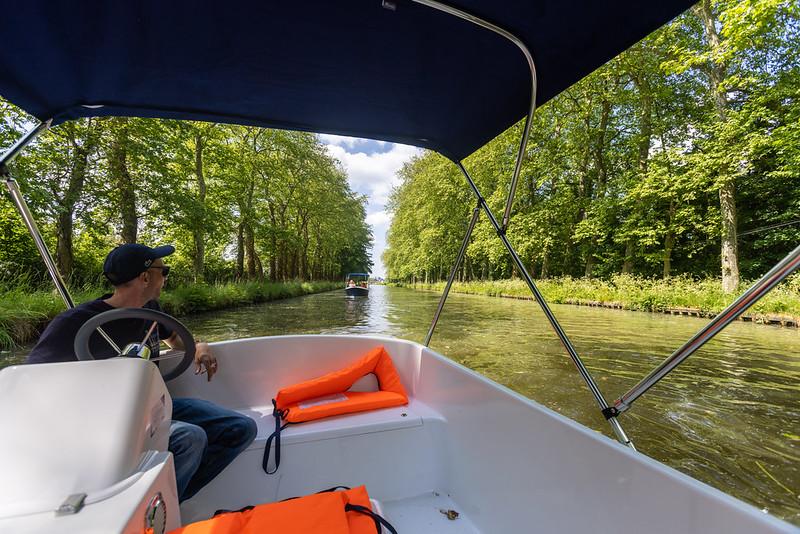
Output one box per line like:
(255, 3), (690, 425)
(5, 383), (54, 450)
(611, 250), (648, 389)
(166, 332), (218, 382)
(194, 342), (218, 381)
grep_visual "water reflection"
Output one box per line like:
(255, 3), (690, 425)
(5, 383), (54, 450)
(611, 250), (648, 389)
(4, 285), (798, 524)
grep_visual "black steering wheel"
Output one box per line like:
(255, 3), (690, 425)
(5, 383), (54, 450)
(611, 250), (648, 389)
(73, 307), (196, 381)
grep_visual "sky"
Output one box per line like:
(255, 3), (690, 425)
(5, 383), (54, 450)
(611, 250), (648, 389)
(319, 134), (420, 278)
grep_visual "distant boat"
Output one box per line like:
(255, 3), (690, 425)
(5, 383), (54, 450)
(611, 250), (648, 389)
(345, 272), (369, 296)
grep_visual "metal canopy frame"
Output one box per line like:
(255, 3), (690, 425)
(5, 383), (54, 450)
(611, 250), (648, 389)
(611, 242), (800, 415)
(415, 0), (633, 448)
(410, 0), (538, 234)
(418, 0), (800, 449)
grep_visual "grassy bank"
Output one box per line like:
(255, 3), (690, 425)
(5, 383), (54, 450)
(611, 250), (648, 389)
(395, 274), (800, 324)
(0, 280), (340, 349)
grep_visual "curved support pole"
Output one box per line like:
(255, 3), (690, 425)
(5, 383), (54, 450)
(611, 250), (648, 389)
(411, 0), (537, 232)
(4, 177), (75, 310)
(0, 120), (51, 169)
(424, 203), (481, 347)
(456, 161), (635, 449)
(614, 242), (800, 415)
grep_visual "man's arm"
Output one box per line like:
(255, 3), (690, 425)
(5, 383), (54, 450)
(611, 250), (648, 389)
(165, 333), (218, 381)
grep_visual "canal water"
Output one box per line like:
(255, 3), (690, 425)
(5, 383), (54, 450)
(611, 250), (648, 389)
(4, 285), (799, 524)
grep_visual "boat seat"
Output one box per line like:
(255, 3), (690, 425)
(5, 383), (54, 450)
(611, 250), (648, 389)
(234, 398), (440, 451)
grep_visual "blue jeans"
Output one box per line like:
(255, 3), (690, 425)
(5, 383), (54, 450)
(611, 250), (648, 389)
(169, 398), (257, 502)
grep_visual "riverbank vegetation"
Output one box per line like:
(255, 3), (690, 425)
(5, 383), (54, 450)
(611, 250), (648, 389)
(0, 280), (339, 349)
(0, 103), (371, 349)
(396, 274), (800, 322)
(384, 1), (800, 298)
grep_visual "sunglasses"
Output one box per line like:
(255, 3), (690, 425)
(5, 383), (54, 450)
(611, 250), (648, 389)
(148, 265), (171, 277)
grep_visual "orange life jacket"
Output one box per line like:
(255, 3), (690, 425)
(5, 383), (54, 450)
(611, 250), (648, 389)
(169, 486), (396, 534)
(263, 345), (408, 474)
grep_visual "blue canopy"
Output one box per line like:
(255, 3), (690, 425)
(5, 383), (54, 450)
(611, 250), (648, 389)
(0, 0), (694, 161)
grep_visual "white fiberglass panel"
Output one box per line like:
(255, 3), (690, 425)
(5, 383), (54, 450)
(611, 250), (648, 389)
(0, 358), (172, 519)
(413, 345), (796, 533)
(168, 334), (795, 532)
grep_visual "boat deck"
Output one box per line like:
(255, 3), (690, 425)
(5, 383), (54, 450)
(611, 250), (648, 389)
(181, 398), (480, 532)
(379, 492), (481, 533)
(167, 335), (795, 533)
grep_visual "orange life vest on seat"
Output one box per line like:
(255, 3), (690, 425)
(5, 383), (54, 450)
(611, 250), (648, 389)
(263, 345), (408, 474)
(169, 486), (396, 534)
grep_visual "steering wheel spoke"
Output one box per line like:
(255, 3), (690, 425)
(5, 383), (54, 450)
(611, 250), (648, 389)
(73, 308), (196, 381)
(149, 349), (186, 362)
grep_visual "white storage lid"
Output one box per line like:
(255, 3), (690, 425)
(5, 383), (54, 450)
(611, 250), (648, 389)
(0, 358), (171, 518)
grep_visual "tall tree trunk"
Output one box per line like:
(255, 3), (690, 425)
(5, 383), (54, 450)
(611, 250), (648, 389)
(245, 223), (257, 278)
(300, 218), (309, 280)
(255, 254), (264, 278)
(584, 97), (610, 280)
(719, 183), (739, 292)
(56, 210), (75, 276)
(56, 120), (97, 275)
(594, 98), (611, 194)
(626, 63), (653, 275)
(278, 244), (286, 281)
(577, 113), (594, 278)
(191, 132), (206, 281)
(243, 177), (258, 279)
(269, 207), (278, 282)
(622, 241), (634, 274)
(236, 221), (245, 279)
(664, 201), (676, 278)
(289, 250), (297, 279)
(541, 251), (550, 279)
(696, 0), (739, 293)
(109, 118), (137, 243)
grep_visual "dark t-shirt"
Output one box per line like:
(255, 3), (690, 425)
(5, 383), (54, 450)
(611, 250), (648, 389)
(26, 295), (174, 364)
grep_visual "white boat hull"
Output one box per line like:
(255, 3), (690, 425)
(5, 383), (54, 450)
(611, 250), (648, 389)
(0, 334), (795, 532)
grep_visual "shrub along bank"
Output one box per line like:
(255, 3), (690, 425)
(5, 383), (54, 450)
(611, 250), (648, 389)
(395, 274), (800, 325)
(0, 280), (339, 349)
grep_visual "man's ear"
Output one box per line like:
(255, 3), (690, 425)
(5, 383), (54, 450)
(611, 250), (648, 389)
(140, 271), (150, 285)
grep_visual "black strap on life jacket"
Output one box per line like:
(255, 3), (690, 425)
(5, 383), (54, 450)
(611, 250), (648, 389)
(279, 486), (353, 502)
(214, 486), (398, 534)
(262, 399), (290, 475)
(212, 505), (255, 517)
(346, 503), (399, 534)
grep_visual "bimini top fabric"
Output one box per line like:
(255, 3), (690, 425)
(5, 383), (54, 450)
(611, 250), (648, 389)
(0, 0), (694, 161)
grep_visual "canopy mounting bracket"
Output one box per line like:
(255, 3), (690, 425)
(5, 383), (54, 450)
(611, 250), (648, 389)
(612, 242), (800, 415)
(411, 0), (538, 233)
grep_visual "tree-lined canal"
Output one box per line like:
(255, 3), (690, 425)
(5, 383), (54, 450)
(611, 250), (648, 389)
(4, 285), (798, 524)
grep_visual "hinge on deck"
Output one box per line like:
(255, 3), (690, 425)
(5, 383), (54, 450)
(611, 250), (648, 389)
(601, 406), (620, 420)
(55, 493), (86, 515)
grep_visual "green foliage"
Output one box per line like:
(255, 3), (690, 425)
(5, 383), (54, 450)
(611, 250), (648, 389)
(400, 273), (800, 318)
(384, 1), (800, 287)
(0, 197), (46, 286)
(0, 114), (372, 287)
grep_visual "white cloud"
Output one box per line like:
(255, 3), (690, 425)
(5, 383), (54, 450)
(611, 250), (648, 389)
(320, 135), (420, 277)
(319, 134), (388, 152)
(366, 211), (392, 226)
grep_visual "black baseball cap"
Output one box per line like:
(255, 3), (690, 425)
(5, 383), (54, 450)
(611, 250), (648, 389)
(103, 243), (175, 285)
